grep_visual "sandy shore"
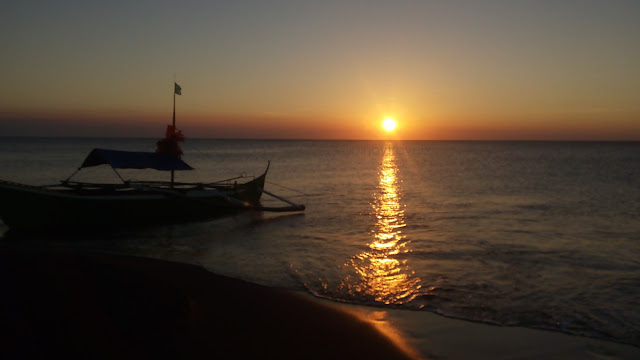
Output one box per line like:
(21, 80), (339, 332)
(0, 246), (417, 359)
(1, 245), (639, 360)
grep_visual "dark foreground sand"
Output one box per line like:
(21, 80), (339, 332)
(2, 245), (640, 360)
(0, 247), (416, 360)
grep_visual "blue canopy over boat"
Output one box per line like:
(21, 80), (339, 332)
(80, 149), (194, 171)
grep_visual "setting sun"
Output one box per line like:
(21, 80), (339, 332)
(382, 118), (397, 132)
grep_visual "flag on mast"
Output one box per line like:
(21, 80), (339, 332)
(174, 83), (182, 95)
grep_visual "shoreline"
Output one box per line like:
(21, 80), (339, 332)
(0, 246), (417, 359)
(1, 246), (639, 359)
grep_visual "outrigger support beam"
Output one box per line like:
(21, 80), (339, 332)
(250, 204), (306, 212)
(259, 189), (306, 212)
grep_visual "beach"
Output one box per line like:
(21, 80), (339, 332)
(0, 246), (417, 359)
(2, 245), (639, 360)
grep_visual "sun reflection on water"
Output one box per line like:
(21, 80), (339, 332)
(349, 144), (421, 304)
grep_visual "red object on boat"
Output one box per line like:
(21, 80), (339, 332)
(156, 125), (185, 157)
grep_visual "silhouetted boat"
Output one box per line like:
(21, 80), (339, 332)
(0, 83), (304, 231)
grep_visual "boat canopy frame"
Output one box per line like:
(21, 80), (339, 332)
(80, 149), (194, 171)
(63, 148), (194, 184)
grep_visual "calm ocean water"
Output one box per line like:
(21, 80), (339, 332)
(1, 137), (639, 347)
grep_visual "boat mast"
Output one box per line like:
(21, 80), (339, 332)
(171, 79), (177, 188)
(172, 82), (176, 127)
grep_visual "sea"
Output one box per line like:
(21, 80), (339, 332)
(1, 137), (639, 348)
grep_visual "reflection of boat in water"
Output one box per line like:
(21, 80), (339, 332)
(349, 144), (421, 304)
(0, 83), (304, 231)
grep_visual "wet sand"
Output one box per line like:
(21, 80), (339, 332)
(1, 246), (639, 360)
(0, 247), (416, 359)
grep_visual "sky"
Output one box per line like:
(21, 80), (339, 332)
(1, 0), (639, 140)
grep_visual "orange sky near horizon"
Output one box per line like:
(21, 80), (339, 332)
(2, 2), (639, 140)
(3, 110), (639, 141)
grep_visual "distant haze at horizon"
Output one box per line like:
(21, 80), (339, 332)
(2, 1), (639, 141)
(2, 114), (639, 141)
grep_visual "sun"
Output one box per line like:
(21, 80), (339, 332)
(382, 118), (397, 132)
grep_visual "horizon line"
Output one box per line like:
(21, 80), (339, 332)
(1, 135), (639, 142)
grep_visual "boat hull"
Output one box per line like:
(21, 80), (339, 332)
(0, 173), (266, 231)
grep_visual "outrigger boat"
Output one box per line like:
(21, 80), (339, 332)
(0, 83), (304, 231)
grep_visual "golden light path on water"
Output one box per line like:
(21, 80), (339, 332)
(349, 144), (421, 305)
